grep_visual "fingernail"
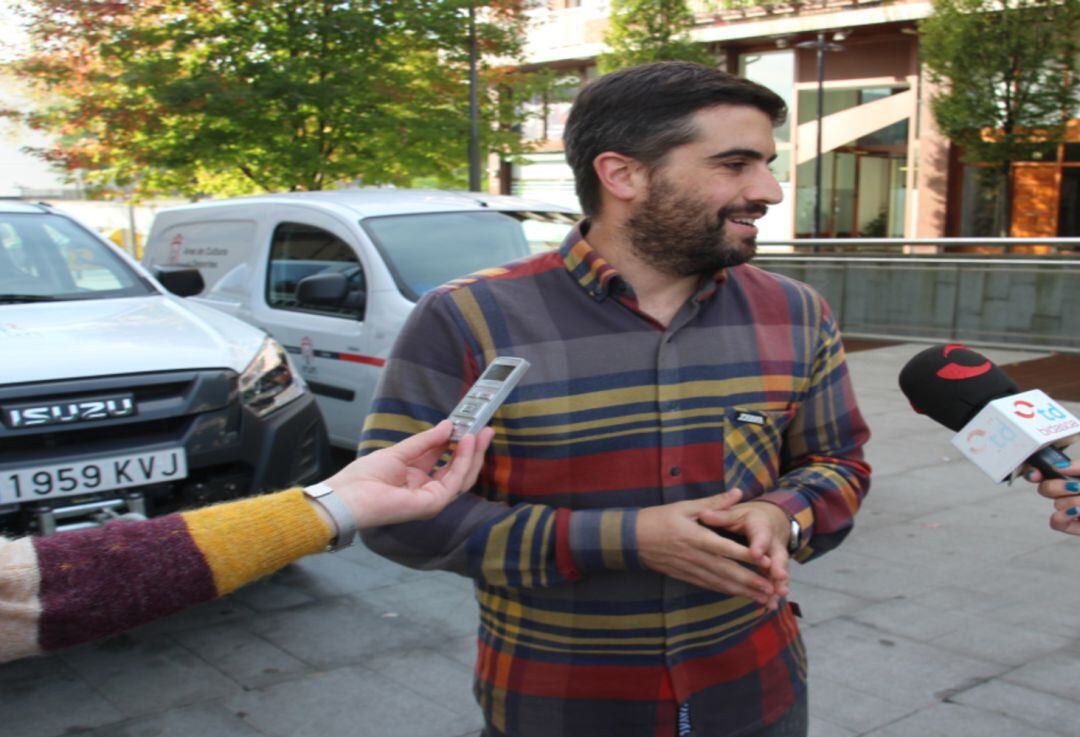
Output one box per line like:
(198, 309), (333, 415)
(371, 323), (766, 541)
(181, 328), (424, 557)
(1024, 469), (1037, 482)
(1066, 507), (1079, 517)
(1065, 481), (1080, 492)
(1055, 459), (1073, 469)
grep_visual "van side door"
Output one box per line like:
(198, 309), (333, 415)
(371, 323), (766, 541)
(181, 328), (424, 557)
(255, 218), (377, 450)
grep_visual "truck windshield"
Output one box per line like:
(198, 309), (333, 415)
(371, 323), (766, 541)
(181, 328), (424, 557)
(0, 213), (152, 302)
(362, 210), (576, 301)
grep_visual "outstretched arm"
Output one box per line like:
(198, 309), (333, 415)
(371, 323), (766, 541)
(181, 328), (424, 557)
(0, 422), (491, 664)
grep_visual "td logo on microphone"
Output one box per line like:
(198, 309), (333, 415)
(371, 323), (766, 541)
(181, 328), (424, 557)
(953, 389), (1080, 482)
(966, 423), (1018, 455)
(1013, 398), (1069, 423)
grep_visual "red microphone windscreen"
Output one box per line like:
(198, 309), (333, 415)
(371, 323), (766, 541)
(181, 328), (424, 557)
(898, 344), (1019, 431)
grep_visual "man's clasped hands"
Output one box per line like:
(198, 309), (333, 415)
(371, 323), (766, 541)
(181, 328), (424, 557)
(636, 489), (793, 611)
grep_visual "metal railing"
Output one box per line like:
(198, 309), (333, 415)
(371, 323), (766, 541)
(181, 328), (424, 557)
(758, 237), (1080, 254)
(753, 238), (1080, 353)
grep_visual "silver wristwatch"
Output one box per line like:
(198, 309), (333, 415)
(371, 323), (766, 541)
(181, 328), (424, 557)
(787, 515), (803, 555)
(303, 482), (358, 552)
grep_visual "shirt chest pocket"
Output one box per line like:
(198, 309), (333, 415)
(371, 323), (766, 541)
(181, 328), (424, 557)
(722, 406), (797, 498)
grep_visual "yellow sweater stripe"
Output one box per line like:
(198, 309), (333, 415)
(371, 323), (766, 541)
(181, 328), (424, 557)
(183, 489), (330, 595)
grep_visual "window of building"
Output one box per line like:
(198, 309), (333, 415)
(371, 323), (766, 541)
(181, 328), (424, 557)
(740, 50), (793, 182)
(1058, 168), (1080, 237)
(953, 131), (1080, 239)
(957, 165), (1008, 237)
(796, 86), (908, 125)
(794, 138), (909, 237)
(522, 73), (582, 143)
(793, 84), (911, 237)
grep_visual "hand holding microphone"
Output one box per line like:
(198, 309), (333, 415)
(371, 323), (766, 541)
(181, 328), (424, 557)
(898, 343), (1080, 535)
(1026, 460), (1080, 536)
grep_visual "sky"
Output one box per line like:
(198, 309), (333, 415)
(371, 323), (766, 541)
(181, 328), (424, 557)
(0, 1), (67, 196)
(0, 1), (28, 63)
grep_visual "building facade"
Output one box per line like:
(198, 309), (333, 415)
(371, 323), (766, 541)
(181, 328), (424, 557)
(504, 0), (1080, 241)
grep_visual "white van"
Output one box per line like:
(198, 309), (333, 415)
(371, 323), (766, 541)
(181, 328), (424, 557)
(0, 201), (329, 535)
(143, 190), (578, 449)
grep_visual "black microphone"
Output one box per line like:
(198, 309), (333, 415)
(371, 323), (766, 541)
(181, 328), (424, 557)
(898, 343), (1077, 481)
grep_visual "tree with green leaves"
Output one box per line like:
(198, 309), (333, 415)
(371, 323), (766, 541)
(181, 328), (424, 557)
(598, 0), (712, 73)
(921, 0), (1080, 235)
(1, 0), (540, 198)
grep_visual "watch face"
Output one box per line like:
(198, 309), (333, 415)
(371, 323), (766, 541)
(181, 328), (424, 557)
(304, 482), (334, 499)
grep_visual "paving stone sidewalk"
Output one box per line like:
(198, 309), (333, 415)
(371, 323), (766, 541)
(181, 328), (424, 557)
(2, 342), (1078, 737)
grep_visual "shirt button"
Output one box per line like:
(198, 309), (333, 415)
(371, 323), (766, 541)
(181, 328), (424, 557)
(670, 466), (682, 477)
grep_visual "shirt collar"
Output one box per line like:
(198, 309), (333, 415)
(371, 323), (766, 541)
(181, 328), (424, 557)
(693, 269), (727, 302)
(559, 220), (623, 302)
(559, 220), (728, 303)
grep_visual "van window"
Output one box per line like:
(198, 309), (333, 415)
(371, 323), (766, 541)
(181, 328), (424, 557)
(362, 210), (574, 301)
(150, 219), (256, 287)
(266, 222), (366, 318)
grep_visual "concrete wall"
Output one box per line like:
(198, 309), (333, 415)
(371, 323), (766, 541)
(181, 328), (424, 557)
(759, 256), (1080, 351)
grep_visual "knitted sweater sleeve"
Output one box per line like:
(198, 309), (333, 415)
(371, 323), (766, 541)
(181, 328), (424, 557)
(0, 489), (330, 663)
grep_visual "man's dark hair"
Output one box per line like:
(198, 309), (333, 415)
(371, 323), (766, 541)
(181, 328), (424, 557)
(563, 61), (788, 216)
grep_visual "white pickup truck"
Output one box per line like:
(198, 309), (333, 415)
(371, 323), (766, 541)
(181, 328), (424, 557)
(142, 190), (578, 450)
(0, 200), (329, 535)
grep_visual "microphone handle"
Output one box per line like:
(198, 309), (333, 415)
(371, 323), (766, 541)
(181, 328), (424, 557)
(1025, 445), (1078, 481)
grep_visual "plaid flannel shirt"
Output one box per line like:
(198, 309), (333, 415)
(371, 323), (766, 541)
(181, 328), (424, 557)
(360, 223), (871, 737)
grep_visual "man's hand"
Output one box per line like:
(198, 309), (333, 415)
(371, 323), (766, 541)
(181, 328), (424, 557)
(322, 421), (495, 528)
(636, 490), (780, 607)
(1025, 460), (1080, 536)
(699, 500), (792, 610)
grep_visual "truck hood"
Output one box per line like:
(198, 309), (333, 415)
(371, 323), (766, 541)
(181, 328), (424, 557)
(0, 296), (267, 384)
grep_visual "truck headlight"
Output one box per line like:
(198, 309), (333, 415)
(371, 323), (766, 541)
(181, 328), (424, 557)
(239, 338), (307, 417)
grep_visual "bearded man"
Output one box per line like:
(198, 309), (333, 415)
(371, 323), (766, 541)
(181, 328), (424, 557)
(359, 61), (871, 737)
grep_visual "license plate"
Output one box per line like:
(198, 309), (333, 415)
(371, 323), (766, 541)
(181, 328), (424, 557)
(0, 449), (188, 503)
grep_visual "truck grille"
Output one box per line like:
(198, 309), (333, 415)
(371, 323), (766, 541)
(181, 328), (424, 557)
(0, 370), (239, 464)
(2, 416), (193, 455)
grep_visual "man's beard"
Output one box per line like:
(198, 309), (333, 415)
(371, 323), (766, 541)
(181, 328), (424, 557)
(625, 175), (766, 277)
